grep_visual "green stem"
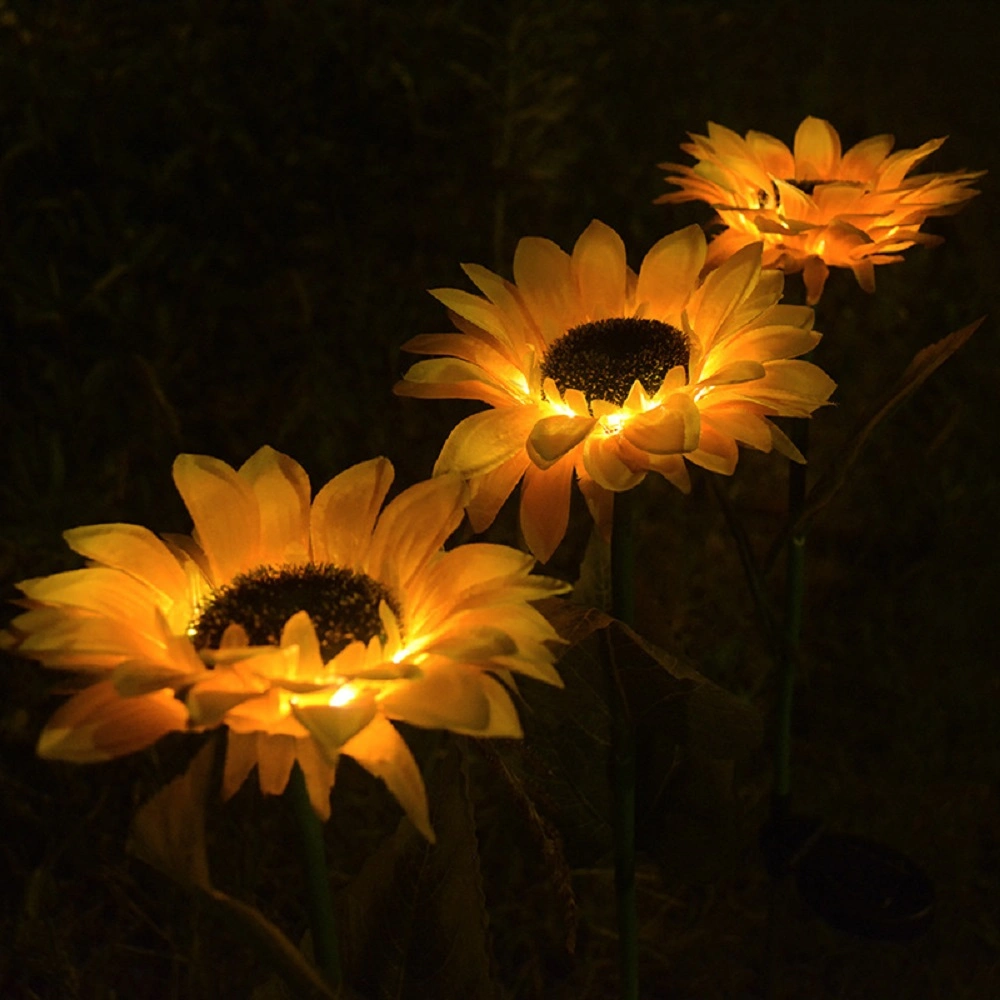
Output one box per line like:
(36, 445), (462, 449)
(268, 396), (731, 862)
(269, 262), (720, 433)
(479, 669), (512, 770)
(764, 421), (810, 1000)
(287, 761), (341, 988)
(607, 489), (638, 1000)
(773, 421), (809, 805)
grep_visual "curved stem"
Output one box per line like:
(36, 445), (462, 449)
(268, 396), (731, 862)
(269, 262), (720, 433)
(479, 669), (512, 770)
(607, 488), (638, 1000)
(773, 420), (809, 806)
(287, 762), (341, 988)
(764, 419), (809, 1000)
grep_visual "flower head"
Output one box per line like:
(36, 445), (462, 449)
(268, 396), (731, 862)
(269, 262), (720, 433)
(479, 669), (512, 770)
(395, 221), (835, 562)
(658, 117), (983, 303)
(2, 447), (568, 839)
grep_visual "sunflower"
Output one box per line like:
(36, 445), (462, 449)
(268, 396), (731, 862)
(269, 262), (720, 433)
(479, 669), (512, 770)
(2, 447), (568, 839)
(658, 117), (983, 303)
(394, 221), (835, 563)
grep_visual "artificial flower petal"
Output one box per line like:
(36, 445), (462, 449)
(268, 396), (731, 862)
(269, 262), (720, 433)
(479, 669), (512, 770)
(661, 116), (982, 302)
(173, 453), (259, 585)
(38, 682), (188, 763)
(342, 715), (434, 842)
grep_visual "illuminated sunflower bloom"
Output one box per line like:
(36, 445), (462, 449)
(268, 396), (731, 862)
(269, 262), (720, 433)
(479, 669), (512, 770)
(658, 117), (983, 303)
(2, 447), (568, 839)
(394, 220), (835, 562)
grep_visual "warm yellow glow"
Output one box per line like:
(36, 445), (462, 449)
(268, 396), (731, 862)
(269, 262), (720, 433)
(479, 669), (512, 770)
(659, 117), (983, 303)
(397, 220), (837, 560)
(600, 410), (629, 435)
(329, 683), (359, 708)
(391, 645), (428, 666)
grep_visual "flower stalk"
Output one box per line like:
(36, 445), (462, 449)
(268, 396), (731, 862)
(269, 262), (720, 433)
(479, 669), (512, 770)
(774, 420), (809, 805)
(607, 488), (638, 1000)
(288, 762), (342, 987)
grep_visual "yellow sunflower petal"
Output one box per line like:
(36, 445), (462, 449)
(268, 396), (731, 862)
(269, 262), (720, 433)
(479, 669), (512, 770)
(687, 243), (763, 349)
(341, 715), (434, 842)
(878, 137), (945, 190)
(513, 236), (578, 342)
(11, 607), (170, 670)
(769, 421), (806, 463)
(428, 287), (509, 342)
(186, 668), (267, 726)
(293, 738), (337, 820)
(291, 689), (378, 756)
(700, 403), (773, 452)
(379, 660), (492, 732)
(256, 732), (298, 796)
(745, 129), (795, 178)
(63, 524), (189, 607)
(840, 133), (894, 181)
(793, 117), (842, 181)
(466, 450), (531, 533)
(455, 674), (523, 738)
(461, 263), (541, 351)
(368, 474), (467, 591)
(571, 220), (627, 318)
(803, 256), (830, 305)
(394, 357), (517, 408)
(526, 413), (597, 469)
(311, 457), (394, 570)
(239, 447), (311, 568)
(582, 435), (646, 492)
(222, 731), (259, 801)
(434, 405), (540, 479)
(519, 452), (575, 562)
(280, 611), (323, 676)
(172, 453), (259, 585)
(622, 394), (700, 455)
(18, 568), (165, 636)
(635, 224), (706, 321)
(685, 426), (739, 475)
(111, 652), (203, 697)
(646, 453), (692, 493)
(750, 360), (837, 413)
(37, 681), (188, 763)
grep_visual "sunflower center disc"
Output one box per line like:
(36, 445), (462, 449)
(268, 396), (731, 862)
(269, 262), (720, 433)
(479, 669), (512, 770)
(191, 564), (400, 662)
(540, 317), (689, 409)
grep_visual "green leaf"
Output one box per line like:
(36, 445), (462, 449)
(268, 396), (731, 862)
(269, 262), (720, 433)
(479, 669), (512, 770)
(127, 739), (345, 1000)
(571, 523), (612, 612)
(127, 737), (214, 890)
(337, 739), (497, 1000)
(766, 317), (985, 570)
(499, 598), (762, 866)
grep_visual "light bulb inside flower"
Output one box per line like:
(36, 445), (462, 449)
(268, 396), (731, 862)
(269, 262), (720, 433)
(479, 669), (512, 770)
(330, 684), (360, 708)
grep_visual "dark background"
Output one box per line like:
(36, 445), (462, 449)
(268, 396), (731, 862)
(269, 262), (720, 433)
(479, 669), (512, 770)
(1, 2), (997, 997)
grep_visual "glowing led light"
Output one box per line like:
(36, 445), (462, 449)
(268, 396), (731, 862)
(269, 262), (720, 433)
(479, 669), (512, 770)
(330, 684), (359, 708)
(601, 411), (628, 435)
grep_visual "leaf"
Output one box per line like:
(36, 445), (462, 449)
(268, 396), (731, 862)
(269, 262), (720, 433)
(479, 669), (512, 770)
(766, 318), (985, 570)
(337, 739), (497, 1000)
(498, 598), (762, 866)
(127, 737), (214, 890)
(127, 739), (345, 1000)
(571, 523), (612, 613)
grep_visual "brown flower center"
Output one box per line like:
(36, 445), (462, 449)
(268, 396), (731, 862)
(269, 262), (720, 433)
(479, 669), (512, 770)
(190, 564), (401, 662)
(540, 317), (689, 409)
